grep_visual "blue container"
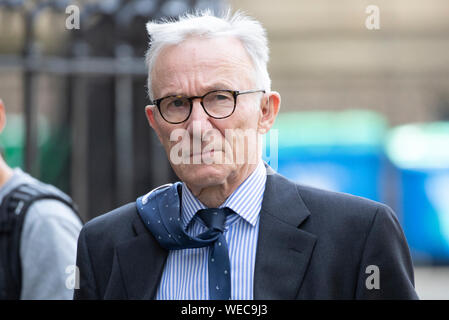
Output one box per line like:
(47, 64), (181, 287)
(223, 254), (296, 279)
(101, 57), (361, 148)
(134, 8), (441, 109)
(264, 110), (388, 202)
(387, 123), (449, 263)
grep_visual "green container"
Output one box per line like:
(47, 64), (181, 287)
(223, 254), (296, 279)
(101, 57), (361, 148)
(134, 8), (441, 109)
(265, 110), (388, 201)
(272, 109), (388, 149)
(386, 122), (449, 170)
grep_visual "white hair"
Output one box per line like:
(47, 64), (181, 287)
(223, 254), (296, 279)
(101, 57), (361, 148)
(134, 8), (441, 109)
(144, 9), (271, 101)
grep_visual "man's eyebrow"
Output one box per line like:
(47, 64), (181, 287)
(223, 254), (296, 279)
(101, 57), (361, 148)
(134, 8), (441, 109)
(203, 83), (233, 91)
(155, 91), (183, 99)
(159, 92), (182, 97)
(158, 84), (234, 99)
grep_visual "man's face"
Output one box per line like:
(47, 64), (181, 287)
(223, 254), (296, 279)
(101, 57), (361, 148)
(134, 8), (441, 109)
(146, 36), (266, 193)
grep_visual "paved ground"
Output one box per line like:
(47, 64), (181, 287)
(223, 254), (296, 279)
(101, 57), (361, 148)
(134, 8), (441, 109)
(414, 266), (449, 300)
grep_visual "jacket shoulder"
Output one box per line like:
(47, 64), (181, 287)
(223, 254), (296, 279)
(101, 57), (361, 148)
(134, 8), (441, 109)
(292, 180), (396, 234)
(81, 202), (139, 247)
(297, 183), (390, 214)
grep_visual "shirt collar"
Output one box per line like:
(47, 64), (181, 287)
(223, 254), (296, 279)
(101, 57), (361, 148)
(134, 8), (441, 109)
(181, 160), (267, 228)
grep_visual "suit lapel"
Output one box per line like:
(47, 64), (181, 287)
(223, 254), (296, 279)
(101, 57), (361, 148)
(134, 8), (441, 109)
(254, 166), (317, 299)
(114, 213), (168, 299)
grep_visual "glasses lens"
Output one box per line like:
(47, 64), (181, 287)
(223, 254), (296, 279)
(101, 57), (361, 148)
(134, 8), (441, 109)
(203, 91), (235, 118)
(160, 96), (191, 123)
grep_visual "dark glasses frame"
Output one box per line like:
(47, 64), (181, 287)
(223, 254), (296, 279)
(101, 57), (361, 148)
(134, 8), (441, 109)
(152, 89), (265, 124)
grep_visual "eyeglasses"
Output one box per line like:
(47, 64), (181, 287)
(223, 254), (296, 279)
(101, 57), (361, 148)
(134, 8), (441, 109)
(152, 89), (265, 124)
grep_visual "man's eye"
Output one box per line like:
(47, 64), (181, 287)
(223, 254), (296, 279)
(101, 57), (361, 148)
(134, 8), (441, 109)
(172, 99), (185, 107)
(215, 94), (231, 101)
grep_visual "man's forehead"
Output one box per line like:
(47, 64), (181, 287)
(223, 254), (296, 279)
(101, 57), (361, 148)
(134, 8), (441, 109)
(151, 36), (256, 97)
(154, 36), (252, 70)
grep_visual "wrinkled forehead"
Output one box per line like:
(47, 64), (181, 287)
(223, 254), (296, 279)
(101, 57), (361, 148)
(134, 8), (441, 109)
(151, 36), (257, 94)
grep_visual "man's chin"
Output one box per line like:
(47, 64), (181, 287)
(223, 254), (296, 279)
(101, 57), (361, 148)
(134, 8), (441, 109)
(173, 162), (232, 187)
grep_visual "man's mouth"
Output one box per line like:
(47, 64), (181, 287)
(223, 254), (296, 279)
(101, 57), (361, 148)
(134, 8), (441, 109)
(190, 149), (218, 157)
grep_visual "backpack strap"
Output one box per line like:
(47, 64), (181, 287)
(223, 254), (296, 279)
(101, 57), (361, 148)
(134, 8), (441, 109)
(0, 183), (80, 299)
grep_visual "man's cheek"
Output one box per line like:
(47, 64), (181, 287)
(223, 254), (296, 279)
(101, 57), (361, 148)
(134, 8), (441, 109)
(222, 139), (234, 165)
(223, 133), (244, 165)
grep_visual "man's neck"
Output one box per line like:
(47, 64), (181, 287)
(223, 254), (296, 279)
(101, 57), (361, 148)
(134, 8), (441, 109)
(188, 162), (259, 208)
(0, 156), (13, 189)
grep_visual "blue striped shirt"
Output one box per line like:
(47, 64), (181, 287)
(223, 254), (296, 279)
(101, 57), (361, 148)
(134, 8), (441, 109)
(155, 160), (267, 300)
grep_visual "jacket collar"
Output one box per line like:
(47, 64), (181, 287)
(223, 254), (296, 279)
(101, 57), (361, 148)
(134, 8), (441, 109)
(112, 215), (168, 299)
(253, 165), (317, 299)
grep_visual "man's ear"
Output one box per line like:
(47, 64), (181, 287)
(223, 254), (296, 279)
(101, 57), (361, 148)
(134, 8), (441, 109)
(0, 99), (7, 134)
(258, 91), (281, 134)
(145, 105), (163, 142)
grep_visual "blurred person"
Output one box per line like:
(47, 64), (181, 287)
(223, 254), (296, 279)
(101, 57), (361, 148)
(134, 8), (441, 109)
(0, 99), (83, 299)
(74, 10), (418, 300)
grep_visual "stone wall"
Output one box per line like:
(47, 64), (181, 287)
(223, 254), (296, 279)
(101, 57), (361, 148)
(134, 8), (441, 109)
(229, 0), (449, 125)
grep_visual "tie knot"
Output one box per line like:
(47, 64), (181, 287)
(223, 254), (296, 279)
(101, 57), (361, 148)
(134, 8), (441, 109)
(197, 207), (232, 233)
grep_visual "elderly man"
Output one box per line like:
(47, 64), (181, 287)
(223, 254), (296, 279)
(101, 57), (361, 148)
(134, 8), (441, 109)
(74, 11), (418, 300)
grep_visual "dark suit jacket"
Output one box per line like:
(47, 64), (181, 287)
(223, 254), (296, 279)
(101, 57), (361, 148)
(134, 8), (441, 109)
(74, 166), (418, 299)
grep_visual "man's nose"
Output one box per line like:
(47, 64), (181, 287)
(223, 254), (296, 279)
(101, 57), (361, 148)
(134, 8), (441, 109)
(186, 98), (213, 133)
